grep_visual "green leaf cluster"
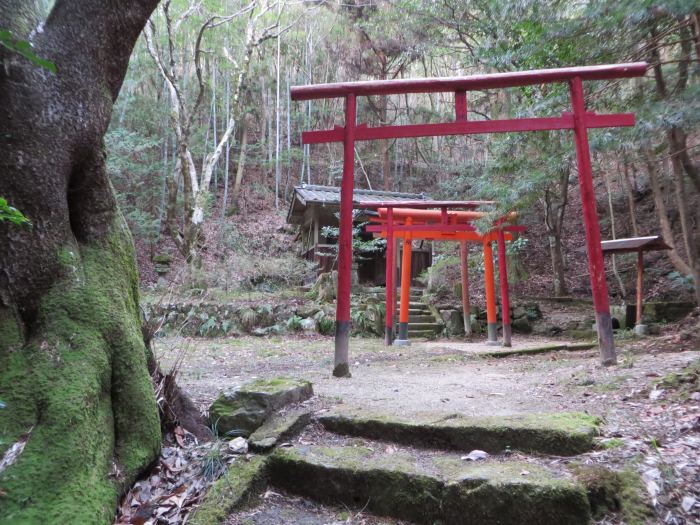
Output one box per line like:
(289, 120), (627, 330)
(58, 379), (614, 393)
(0, 29), (56, 72)
(0, 197), (31, 226)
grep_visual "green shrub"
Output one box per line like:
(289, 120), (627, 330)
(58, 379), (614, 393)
(317, 316), (335, 335)
(239, 308), (258, 331)
(286, 315), (303, 332)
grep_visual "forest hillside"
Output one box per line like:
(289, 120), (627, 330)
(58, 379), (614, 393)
(110, 0), (699, 307)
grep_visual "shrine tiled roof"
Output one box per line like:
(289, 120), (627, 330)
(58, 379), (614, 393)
(287, 184), (428, 223)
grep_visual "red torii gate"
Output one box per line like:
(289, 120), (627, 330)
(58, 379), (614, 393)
(360, 201), (522, 347)
(290, 62), (648, 377)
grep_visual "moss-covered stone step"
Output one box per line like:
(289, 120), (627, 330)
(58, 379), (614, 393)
(408, 314), (436, 323)
(189, 455), (268, 525)
(407, 330), (439, 339)
(318, 411), (600, 456)
(249, 409), (312, 452)
(268, 445), (590, 525)
(209, 377), (313, 437)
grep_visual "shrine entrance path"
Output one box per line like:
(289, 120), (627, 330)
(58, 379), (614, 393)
(156, 334), (697, 422)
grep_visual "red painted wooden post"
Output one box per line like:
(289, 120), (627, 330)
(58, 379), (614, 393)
(636, 251), (644, 326)
(396, 219), (413, 346)
(384, 207), (395, 345)
(569, 77), (616, 365)
(456, 91), (470, 337)
(455, 90), (467, 120)
(459, 240), (472, 336)
(483, 240), (499, 346)
(334, 93), (356, 377)
(496, 230), (512, 347)
(393, 237), (399, 339)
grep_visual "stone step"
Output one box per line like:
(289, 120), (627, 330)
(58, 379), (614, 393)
(268, 445), (590, 525)
(409, 301), (428, 308)
(396, 288), (423, 298)
(407, 322), (442, 331)
(407, 329), (439, 338)
(317, 411), (600, 456)
(248, 409), (312, 453)
(408, 314), (436, 323)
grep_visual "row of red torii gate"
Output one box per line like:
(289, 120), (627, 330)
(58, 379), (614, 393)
(289, 61), (649, 377)
(361, 201), (521, 348)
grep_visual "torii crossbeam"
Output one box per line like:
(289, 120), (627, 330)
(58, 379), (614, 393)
(290, 62), (648, 376)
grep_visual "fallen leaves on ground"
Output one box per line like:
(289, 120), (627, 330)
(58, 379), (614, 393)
(114, 427), (240, 525)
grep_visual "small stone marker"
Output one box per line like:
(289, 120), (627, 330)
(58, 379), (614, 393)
(461, 449), (489, 461)
(209, 377), (313, 437)
(228, 437), (248, 454)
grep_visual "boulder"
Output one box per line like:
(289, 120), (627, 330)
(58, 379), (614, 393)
(300, 318), (316, 332)
(296, 304), (321, 318)
(252, 324), (284, 337)
(209, 378), (313, 437)
(511, 306), (527, 320)
(440, 310), (464, 336)
(309, 271), (337, 303)
(511, 317), (533, 334)
(523, 303), (543, 321)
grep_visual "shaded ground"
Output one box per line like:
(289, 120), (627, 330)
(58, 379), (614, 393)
(226, 490), (407, 525)
(157, 328), (700, 524)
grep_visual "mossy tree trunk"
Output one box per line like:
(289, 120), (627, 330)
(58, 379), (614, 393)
(0, 1), (161, 523)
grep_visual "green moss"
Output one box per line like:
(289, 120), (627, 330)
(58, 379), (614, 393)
(598, 437), (625, 450)
(593, 375), (632, 393)
(0, 217), (160, 523)
(152, 253), (173, 264)
(572, 465), (653, 523)
(189, 456), (268, 525)
(479, 342), (597, 359)
(431, 456), (573, 487)
(56, 246), (78, 268)
(657, 358), (700, 395)
(240, 377), (309, 394)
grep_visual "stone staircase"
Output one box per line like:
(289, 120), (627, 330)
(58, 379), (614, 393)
(195, 409), (615, 525)
(397, 287), (443, 339)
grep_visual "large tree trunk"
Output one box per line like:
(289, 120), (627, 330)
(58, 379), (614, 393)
(0, 1), (161, 522)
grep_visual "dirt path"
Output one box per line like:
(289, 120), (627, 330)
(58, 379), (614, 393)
(156, 334), (695, 420)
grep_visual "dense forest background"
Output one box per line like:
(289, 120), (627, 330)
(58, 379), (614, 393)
(110, 0), (700, 304)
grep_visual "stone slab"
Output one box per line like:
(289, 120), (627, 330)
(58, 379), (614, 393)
(317, 411), (600, 456)
(249, 409), (313, 452)
(209, 378), (313, 437)
(268, 445), (590, 525)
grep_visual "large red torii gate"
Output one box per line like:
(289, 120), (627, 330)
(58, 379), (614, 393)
(290, 62), (648, 377)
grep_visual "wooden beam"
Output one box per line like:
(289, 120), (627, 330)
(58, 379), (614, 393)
(290, 62), (648, 100)
(301, 112), (636, 145)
